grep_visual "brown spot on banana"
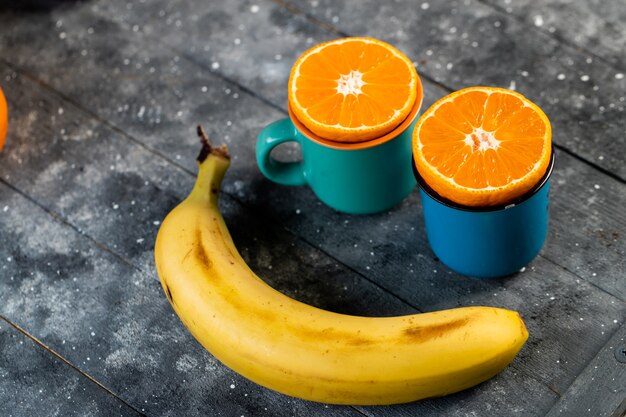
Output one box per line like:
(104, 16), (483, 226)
(402, 318), (470, 342)
(195, 228), (213, 272)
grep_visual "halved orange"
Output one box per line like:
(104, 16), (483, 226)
(413, 87), (552, 207)
(288, 37), (419, 143)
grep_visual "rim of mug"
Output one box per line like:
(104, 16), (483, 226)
(413, 149), (556, 213)
(287, 75), (424, 150)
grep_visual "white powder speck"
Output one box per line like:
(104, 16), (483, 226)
(508, 80), (517, 90)
(136, 238), (144, 243)
(211, 62), (220, 70)
(112, 204), (119, 210)
(614, 319), (618, 323)
(275, 54), (282, 60)
(446, 62), (454, 70)
(59, 32), (66, 39)
(598, 155), (604, 160)
(153, 220), (161, 226)
(201, 86), (208, 92)
(250, 5), (259, 13)
(557, 73), (566, 80)
(296, 209), (301, 214)
(594, 184), (600, 189)
(234, 38), (241, 45)
(91, 332), (95, 336)
(519, 267), (526, 272)
(580, 74), (590, 82)
(494, 21), (501, 28)
(616, 73), (625, 80)
(58, 107), (64, 115)
(230, 384), (236, 389)
(421, 2), (429, 10)
(3, 206), (8, 212)
(471, 41), (478, 48)
(533, 15), (544, 27)
(550, 296), (556, 300)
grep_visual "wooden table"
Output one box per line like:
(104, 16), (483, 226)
(0, 0), (625, 416)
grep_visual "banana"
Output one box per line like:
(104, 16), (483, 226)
(154, 126), (529, 405)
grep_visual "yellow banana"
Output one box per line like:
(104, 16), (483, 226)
(154, 127), (529, 405)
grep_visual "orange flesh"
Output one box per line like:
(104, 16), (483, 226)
(289, 38), (418, 142)
(414, 87), (551, 206)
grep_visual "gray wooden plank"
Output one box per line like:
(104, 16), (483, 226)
(0, 1), (624, 400)
(0, 318), (143, 417)
(0, 0), (623, 301)
(277, 0), (626, 182)
(482, 0), (626, 69)
(0, 59), (560, 416)
(91, 0), (336, 108)
(357, 365), (557, 417)
(545, 324), (626, 417)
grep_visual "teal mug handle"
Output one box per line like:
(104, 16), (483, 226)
(256, 118), (307, 186)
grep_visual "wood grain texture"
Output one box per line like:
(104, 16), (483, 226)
(482, 0), (626, 69)
(545, 324), (626, 417)
(0, 318), (143, 417)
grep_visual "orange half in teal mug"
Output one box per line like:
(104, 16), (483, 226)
(256, 37), (423, 214)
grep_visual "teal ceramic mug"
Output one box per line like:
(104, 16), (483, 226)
(256, 97), (422, 215)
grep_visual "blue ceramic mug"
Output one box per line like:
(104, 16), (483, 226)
(413, 152), (555, 278)
(256, 96), (422, 215)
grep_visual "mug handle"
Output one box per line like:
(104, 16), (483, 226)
(256, 118), (307, 186)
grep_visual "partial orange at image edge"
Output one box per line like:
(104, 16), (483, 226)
(0, 87), (7, 151)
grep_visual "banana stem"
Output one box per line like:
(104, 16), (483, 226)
(190, 126), (231, 204)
